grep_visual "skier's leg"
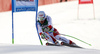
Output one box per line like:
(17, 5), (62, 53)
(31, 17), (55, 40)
(43, 32), (58, 44)
(52, 28), (69, 44)
(55, 35), (77, 46)
(52, 28), (77, 46)
(55, 35), (70, 44)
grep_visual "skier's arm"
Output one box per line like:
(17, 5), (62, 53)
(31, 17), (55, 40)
(47, 16), (53, 27)
(37, 22), (47, 39)
(37, 22), (43, 35)
(43, 16), (53, 32)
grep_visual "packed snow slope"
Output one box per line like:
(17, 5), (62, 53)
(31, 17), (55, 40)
(0, 0), (100, 54)
(0, 44), (100, 54)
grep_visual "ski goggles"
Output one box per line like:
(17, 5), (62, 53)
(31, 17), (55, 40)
(38, 17), (45, 21)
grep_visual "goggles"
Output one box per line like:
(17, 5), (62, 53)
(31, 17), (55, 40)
(38, 17), (45, 21)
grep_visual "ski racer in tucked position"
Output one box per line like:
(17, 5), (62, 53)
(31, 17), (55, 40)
(37, 11), (77, 46)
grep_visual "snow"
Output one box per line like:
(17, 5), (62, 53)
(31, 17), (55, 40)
(0, 0), (100, 54)
(0, 44), (100, 54)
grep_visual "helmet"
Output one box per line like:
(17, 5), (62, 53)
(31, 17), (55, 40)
(37, 11), (46, 21)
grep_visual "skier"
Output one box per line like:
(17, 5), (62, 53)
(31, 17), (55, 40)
(37, 11), (77, 46)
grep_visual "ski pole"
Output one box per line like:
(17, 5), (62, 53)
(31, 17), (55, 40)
(50, 31), (92, 46)
(60, 34), (92, 46)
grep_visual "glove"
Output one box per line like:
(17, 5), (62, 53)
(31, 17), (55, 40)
(41, 33), (46, 39)
(43, 27), (50, 32)
(41, 32), (49, 39)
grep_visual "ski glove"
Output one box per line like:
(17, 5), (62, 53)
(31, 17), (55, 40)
(41, 32), (49, 39)
(44, 27), (50, 32)
(41, 33), (46, 39)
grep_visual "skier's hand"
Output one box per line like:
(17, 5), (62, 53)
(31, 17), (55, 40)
(41, 33), (46, 39)
(44, 27), (50, 32)
(41, 32), (49, 39)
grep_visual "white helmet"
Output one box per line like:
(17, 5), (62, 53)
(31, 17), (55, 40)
(37, 11), (46, 21)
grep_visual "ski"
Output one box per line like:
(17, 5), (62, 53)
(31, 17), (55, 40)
(46, 42), (83, 48)
(61, 42), (83, 48)
(46, 43), (61, 46)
